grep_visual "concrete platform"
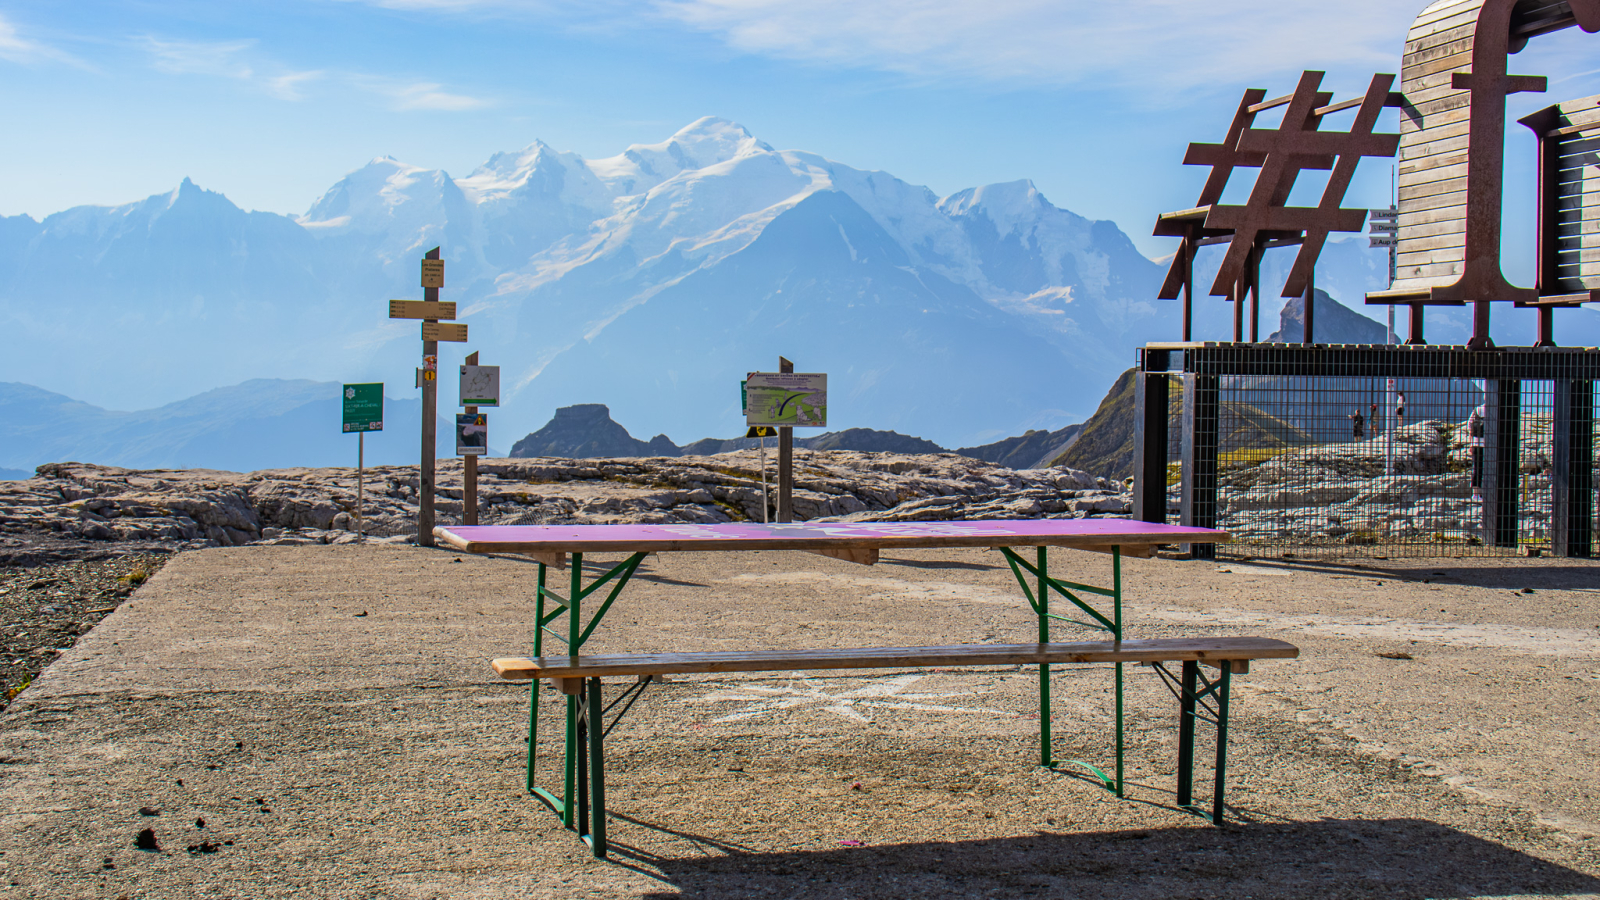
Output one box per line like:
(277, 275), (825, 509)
(2, 544), (1598, 899)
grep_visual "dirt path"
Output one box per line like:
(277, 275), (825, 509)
(0, 544), (1596, 898)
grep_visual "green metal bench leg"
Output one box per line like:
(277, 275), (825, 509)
(1176, 660), (1197, 807)
(1212, 666), (1231, 825)
(588, 677), (606, 858)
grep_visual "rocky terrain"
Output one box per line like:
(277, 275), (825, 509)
(0, 453), (1133, 565)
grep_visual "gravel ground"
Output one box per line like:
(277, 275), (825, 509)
(0, 553), (169, 709)
(1, 545), (1597, 898)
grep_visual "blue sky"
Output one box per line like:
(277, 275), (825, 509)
(5, 0), (1600, 266)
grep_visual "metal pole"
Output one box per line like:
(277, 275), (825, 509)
(357, 432), (365, 541)
(759, 436), (769, 524)
(463, 350), (479, 526)
(419, 247), (440, 547)
(1037, 546), (1051, 768)
(777, 356), (794, 523)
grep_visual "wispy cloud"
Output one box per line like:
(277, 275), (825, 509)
(141, 36), (327, 100)
(651, 0), (1419, 90)
(144, 37), (258, 78)
(139, 35), (486, 110)
(390, 81), (492, 110)
(0, 13), (92, 68)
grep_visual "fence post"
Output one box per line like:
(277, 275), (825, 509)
(1552, 380), (1594, 558)
(1134, 370), (1171, 524)
(1180, 373), (1219, 559)
(1482, 379), (1522, 549)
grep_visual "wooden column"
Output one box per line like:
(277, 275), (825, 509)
(1248, 241), (1261, 343)
(1407, 304), (1426, 345)
(419, 247), (440, 547)
(1179, 373), (1219, 559)
(1181, 234), (1196, 343)
(463, 350), (479, 526)
(1133, 361), (1171, 524)
(1481, 379), (1521, 549)
(776, 356), (794, 523)
(1301, 271), (1315, 345)
(1552, 380), (1594, 558)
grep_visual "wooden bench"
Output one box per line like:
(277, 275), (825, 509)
(492, 636), (1299, 858)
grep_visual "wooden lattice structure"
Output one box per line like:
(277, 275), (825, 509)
(1154, 73), (1401, 344)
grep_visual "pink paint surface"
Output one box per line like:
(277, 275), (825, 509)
(439, 519), (1223, 549)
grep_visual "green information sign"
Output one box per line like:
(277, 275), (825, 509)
(342, 383), (384, 433)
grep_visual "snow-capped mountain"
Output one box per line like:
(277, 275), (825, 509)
(1, 117), (1235, 449)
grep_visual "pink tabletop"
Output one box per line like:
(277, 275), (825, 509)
(435, 519), (1226, 554)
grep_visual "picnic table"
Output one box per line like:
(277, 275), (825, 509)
(435, 518), (1233, 849)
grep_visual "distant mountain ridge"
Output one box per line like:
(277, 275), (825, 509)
(0, 117), (1188, 449)
(0, 380), (459, 473)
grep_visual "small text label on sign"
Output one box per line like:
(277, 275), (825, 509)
(421, 258), (445, 288)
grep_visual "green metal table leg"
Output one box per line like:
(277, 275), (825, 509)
(527, 561), (547, 794)
(520, 551), (646, 840)
(588, 677), (606, 858)
(1037, 547), (1052, 767)
(1113, 548), (1124, 797)
(1000, 544), (1124, 794)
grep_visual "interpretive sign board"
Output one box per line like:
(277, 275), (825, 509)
(342, 383), (383, 433)
(460, 365), (500, 407)
(745, 372), (827, 427)
(457, 413), (487, 456)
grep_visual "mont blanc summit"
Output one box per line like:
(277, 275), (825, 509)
(0, 118), (1165, 447)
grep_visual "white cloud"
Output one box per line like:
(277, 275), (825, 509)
(269, 70), (326, 100)
(390, 81), (492, 111)
(143, 37), (258, 79)
(0, 13), (91, 68)
(651, 0), (1420, 89)
(142, 36), (328, 101)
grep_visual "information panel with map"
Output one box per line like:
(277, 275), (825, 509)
(744, 373), (827, 427)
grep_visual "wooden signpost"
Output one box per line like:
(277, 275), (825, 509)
(745, 358), (828, 523)
(382, 249), (451, 546)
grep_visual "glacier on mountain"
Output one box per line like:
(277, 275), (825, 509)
(0, 115), (1448, 449)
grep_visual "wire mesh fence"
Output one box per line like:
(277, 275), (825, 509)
(1141, 344), (1599, 559)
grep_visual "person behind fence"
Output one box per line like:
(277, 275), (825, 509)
(1467, 402), (1486, 502)
(1369, 401), (1380, 436)
(1396, 391), (1407, 429)
(1349, 408), (1366, 439)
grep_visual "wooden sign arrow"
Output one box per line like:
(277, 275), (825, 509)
(389, 300), (457, 320)
(422, 322), (468, 342)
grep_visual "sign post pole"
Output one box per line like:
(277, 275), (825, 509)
(419, 248), (442, 547)
(463, 351), (479, 526)
(777, 356), (794, 523)
(342, 383), (384, 542)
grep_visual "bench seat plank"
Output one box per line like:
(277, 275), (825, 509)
(492, 637), (1298, 680)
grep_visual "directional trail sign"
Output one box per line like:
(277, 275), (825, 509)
(422, 322), (468, 342)
(389, 300), (456, 320)
(342, 383), (384, 433)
